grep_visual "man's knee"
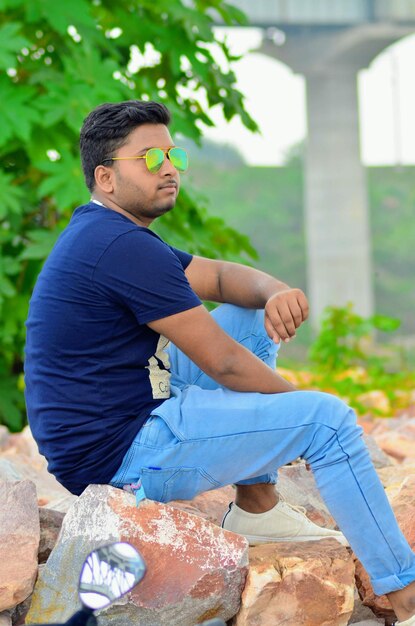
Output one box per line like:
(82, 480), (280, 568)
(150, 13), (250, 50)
(210, 305), (270, 351)
(211, 303), (262, 327)
(301, 391), (362, 466)
(305, 391), (356, 428)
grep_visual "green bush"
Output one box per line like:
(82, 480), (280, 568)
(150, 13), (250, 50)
(309, 303), (401, 373)
(307, 304), (415, 416)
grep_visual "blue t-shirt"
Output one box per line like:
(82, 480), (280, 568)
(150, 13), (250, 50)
(24, 201), (201, 495)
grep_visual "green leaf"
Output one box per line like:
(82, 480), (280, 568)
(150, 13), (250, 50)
(0, 271), (16, 299)
(35, 150), (87, 208)
(0, 22), (31, 70)
(0, 77), (40, 145)
(371, 314), (401, 332)
(0, 293), (28, 350)
(216, 2), (249, 26)
(20, 228), (62, 261)
(36, 54), (128, 132)
(0, 376), (25, 431)
(2, 255), (21, 275)
(26, 0), (96, 34)
(0, 169), (25, 218)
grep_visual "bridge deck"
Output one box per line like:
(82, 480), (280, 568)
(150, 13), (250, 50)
(228, 0), (415, 26)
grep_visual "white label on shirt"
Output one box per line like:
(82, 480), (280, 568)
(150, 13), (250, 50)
(146, 335), (171, 399)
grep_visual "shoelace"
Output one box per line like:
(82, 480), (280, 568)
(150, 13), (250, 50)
(278, 497), (308, 517)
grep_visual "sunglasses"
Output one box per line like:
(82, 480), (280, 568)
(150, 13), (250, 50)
(101, 147), (188, 174)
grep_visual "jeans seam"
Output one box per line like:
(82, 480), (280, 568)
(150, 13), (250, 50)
(343, 446), (403, 571)
(162, 422), (338, 444)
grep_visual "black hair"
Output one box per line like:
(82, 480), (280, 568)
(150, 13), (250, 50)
(79, 100), (171, 192)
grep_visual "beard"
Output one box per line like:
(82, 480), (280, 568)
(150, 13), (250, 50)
(114, 173), (178, 224)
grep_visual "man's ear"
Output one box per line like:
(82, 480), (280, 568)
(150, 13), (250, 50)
(94, 165), (115, 193)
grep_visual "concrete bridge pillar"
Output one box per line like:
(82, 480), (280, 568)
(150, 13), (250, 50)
(303, 65), (373, 323)
(260, 24), (413, 326)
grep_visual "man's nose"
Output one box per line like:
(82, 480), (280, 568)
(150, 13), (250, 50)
(160, 153), (178, 175)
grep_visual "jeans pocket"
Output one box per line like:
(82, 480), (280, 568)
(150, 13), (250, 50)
(140, 466), (221, 503)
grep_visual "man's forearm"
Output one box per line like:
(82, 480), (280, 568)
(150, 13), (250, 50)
(217, 261), (289, 308)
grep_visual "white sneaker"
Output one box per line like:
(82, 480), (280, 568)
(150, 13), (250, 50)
(221, 500), (349, 546)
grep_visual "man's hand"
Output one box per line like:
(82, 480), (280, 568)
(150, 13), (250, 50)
(264, 288), (309, 344)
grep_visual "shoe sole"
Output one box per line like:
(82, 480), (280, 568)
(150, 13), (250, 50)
(242, 533), (350, 547)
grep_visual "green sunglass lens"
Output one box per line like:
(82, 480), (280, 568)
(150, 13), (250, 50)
(169, 147), (188, 172)
(145, 147), (188, 173)
(146, 148), (165, 173)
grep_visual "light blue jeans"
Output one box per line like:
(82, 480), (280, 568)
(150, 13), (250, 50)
(110, 304), (415, 595)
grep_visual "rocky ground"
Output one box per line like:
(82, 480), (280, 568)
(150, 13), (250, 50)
(1, 402), (415, 625)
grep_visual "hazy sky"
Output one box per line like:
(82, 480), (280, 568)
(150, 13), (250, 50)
(201, 28), (415, 166)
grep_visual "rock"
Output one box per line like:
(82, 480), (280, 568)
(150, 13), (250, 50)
(349, 586), (383, 624)
(0, 427), (9, 450)
(369, 416), (415, 464)
(0, 612), (11, 626)
(335, 367), (368, 384)
(0, 480), (40, 612)
(377, 464), (415, 501)
(388, 476), (415, 547)
(233, 539), (355, 626)
(27, 485), (248, 626)
(354, 564), (393, 622)
(0, 459), (23, 482)
(6, 426), (42, 459)
(356, 391), (391, 415)
(395, 404), (415, 419)
(41, 494), (77, 513)
(373, 431), (415, 463)
(0, 429), (75, 509)
(362, 434), (394, 469)
(38, 508), (65, 563)
(11, 565), (45, 626)
(355, 475), (415, 621)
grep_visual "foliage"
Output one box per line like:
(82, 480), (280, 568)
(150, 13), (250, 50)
(309, 303), (401, 372)
(302, 304), (415, 417)
(0, 0), (259, 431)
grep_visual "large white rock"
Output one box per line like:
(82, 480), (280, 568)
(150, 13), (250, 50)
(27, 484), (248, 625)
